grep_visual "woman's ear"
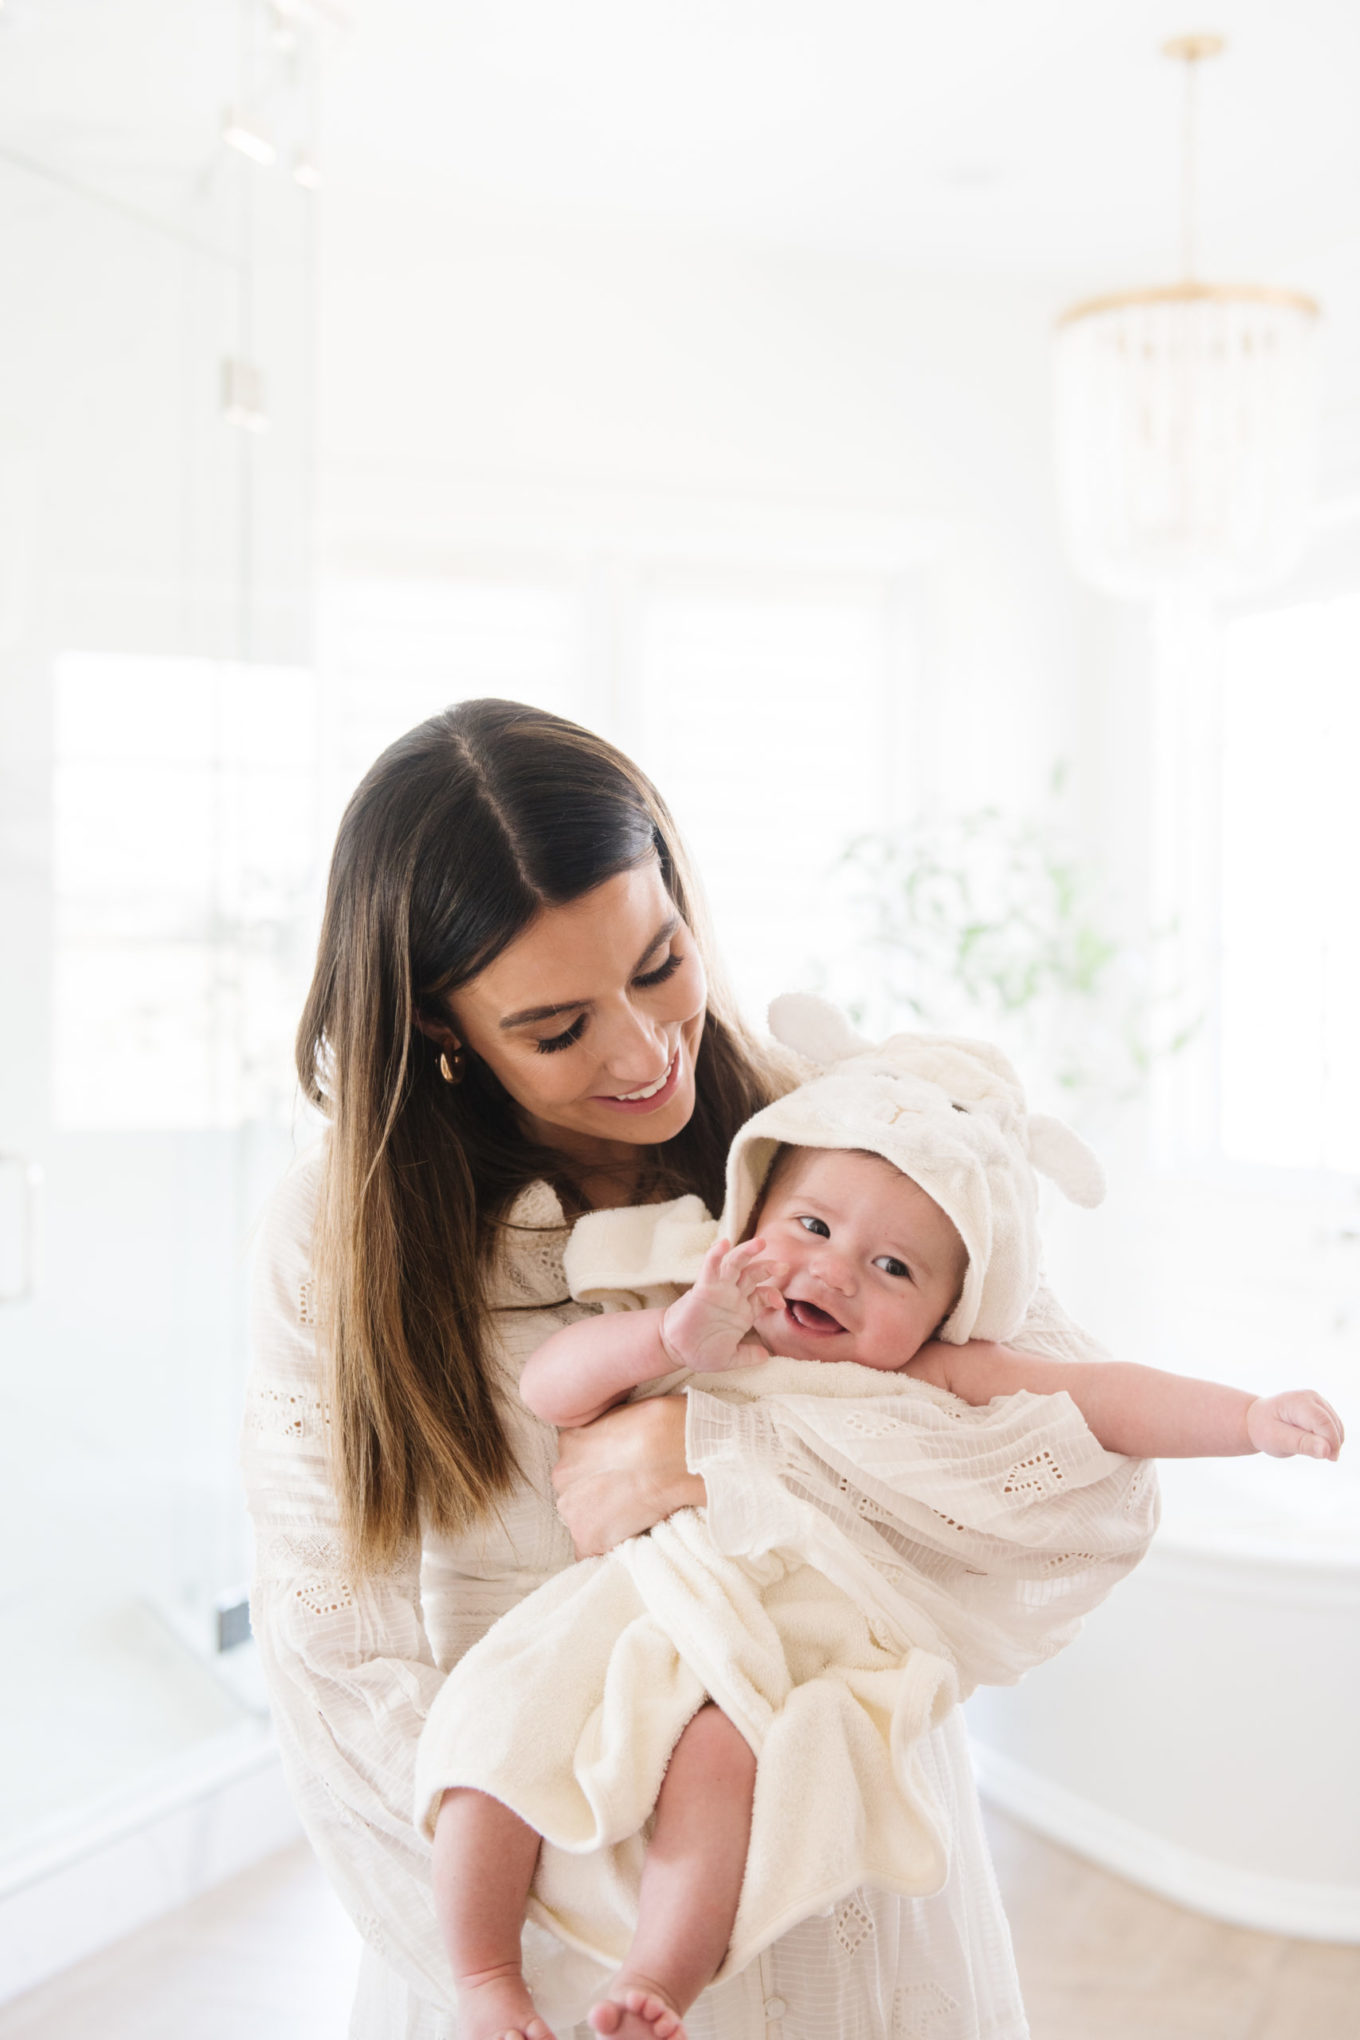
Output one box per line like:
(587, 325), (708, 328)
(413, 1009), (462, 1055)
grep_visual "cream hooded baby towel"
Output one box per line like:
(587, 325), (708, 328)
(415, 999), (1158, 1998)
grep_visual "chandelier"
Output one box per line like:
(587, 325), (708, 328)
(1053, 35), (1321, 603)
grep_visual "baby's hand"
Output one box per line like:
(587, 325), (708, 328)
(1246, 1389), (1345, 1460)
(659, 1237), (788, 1375)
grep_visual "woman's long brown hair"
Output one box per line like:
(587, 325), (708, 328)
(296, 699), (794, 1572)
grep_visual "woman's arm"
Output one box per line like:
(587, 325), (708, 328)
(915, 1339), (1344, 1461)
(241, 1158), (456, 2010)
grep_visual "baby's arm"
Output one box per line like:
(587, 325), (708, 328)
(520, 1237), (787, 1429)
(913, 1343), (1344, 1462)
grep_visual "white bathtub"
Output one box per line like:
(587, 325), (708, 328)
(965, 1452), (1360, 1941)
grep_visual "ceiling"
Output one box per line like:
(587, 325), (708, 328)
(2, 0), (1358, 288)
(318, 0), (1360, 287)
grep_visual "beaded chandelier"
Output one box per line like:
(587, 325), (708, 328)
(1053, 35), (1320, 602)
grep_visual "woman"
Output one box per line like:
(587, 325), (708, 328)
(243, 698), (1031, 2040)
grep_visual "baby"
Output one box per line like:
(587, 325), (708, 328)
(419, 999), (1344, 2040)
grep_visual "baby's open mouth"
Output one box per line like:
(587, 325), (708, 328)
(785, 1298), (844, 1335)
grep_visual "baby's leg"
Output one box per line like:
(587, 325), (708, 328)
(591, 1703), (757, 2040)
(433, 1786), (556, 2040)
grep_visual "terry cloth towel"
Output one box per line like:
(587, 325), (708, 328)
(415, 1003), (1157, 1982)
(416, 1346), (1157, 1980)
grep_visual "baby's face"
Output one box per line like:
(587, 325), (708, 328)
(750, 1147), (966, 1372)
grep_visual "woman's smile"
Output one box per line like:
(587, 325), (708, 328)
(591, 1047), (682, 1113)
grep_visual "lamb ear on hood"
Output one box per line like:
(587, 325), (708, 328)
(767, 992), (872, 1068)
(1027, 1114), (1106, 1209)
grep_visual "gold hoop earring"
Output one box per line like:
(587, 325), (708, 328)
(438, 1046), (465, 1085)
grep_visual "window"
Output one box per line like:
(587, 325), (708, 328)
(54, 553), (916, 1130)
(631, 574), (901, 1022)
(53, 654), (316, 1130)
(1218, 594), (1360, 1174)
(323, 563), (911, 1027)
(54, 583), (589, 1132)
(316, 577), (590, 842)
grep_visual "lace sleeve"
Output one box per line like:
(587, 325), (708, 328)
(240, 1154), (455, 2010)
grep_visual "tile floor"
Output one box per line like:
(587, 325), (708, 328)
(986, 1810), (1360, 2040)
(0, 1839), (361, 2040)
(2, 1806), (1358, 2039)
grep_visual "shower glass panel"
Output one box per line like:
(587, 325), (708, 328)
(0, 0), (316, 1875)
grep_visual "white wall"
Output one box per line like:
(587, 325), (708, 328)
(316, 173), (1088, 821)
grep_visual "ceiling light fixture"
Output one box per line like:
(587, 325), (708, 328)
(1053, 36), (1321, 602)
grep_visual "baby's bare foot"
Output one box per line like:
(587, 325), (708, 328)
(589, 1975), (687, 2040)
(456, 1962), (555, 2040)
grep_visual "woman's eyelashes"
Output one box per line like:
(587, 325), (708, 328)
(532, 952), (684, 1053)
(534, 1014), (588, 1055)
(632, 949), (683, 989)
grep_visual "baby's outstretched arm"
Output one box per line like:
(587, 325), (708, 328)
(520, 1238), (787, 1428)
(917, 1344), (1344, 1462)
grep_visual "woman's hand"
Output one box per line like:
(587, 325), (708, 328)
(550, 1396), (706, 1557)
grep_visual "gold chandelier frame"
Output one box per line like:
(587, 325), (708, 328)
(1057, 34), (1318, 331)
(1051, 32), (1322, 600)
(1058, 281), (1320, 330)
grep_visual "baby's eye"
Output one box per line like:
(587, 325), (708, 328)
(873, 1255), (911, 1280)
(796, 1215), (830, 1238)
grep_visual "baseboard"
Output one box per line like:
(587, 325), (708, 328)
(970, 1733), (1360, 1945)
(0, 1727), (303, 2004)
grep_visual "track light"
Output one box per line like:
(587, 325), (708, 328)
(221, 110), (277, 167)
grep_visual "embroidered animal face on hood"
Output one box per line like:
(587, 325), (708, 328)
(719, 995), (1105, 1346)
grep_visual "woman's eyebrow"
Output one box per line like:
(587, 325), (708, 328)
(634, 912), (680, 968)
(498, 915), (680, 1030)
(499, 997), (589, 1030)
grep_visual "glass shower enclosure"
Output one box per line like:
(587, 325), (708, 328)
(0, 0), (320, 1985)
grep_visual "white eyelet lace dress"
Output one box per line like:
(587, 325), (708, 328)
(242, 1152), (1044, 2040)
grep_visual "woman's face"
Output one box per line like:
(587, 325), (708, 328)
(445, 858), (708, 1162)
